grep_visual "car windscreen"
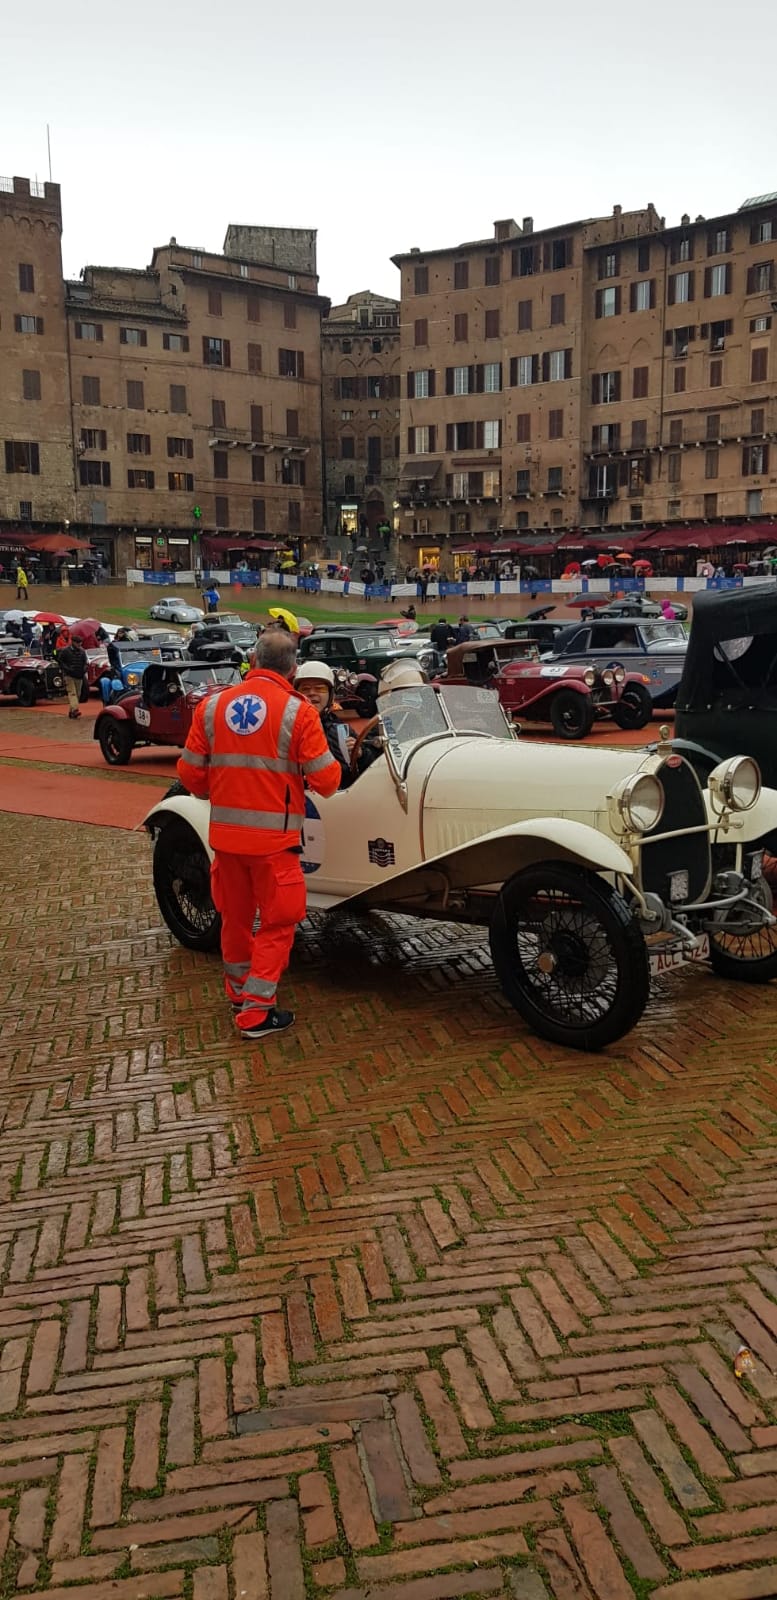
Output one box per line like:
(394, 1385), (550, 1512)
(380, 685), (448, 756)
(181, 666), (240, 688)
(438, 685), (512, 738)
(355, 633), (400, 651)
(641, 622), (686, 644)
(119, 646), (161, 663)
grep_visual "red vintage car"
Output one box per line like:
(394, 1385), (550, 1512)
(0, 648), (64, 706)
(443, 638), (653, 739)
(94, 661), (241, 765)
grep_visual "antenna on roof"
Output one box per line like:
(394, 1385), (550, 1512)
(46, 124), (52, 181)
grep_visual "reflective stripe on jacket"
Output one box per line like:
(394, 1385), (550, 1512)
(176, 667), (341, 855)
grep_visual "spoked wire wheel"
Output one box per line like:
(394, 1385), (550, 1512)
(153, 821), (221, 951)
(709, 879), (777, 982)
(489, 862), (649, 1049)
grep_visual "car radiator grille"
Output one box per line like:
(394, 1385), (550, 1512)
(639, 756), (710, 904)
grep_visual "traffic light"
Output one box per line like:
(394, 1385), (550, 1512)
(193, 504), (202, 522)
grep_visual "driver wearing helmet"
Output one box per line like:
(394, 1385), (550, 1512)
(376, 660), (430, 744)
(294, 661), (380, 788)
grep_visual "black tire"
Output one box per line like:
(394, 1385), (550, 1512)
(15, 675), (37, 707)
(98, 718), (134, 766)
(489, 861), (650, 1050)
(153, 820), (221, 951)
(613, 683), (653, 730)
(79, 677), (90, 703)
(549, 690), (595, 740)
(708, 881), (777, 983)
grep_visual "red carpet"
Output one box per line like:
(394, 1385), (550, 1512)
(0, 730), (178, 775)
(0, 768), (168, 829)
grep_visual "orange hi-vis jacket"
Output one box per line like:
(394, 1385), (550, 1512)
(177, 667), (341, 855)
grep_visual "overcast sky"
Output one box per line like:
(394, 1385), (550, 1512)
(3, 0), (776, 308)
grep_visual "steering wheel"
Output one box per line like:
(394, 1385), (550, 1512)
(350, 715), (380, 774)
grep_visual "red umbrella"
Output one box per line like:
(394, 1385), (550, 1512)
(566, 594), (609, 609)
(70, 617), (104, 647)
(33, 610), (67, 625)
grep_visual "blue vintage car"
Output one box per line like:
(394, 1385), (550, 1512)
(545, 616), (687, 707)
(99, 635), (187, 703)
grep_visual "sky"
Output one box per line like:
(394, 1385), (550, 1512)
(3, 0), (777, 307)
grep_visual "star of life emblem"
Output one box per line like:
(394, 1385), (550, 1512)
(225, 694), (267, 736)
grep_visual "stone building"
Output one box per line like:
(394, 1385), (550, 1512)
(0, 177), (75, 547)
(0, 176), (329, 574)
(321, 291), (400, 550)
(393, 195), (777, 571)
(68, 228), (329, 574)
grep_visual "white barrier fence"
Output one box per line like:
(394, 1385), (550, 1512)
(126, 568), (777, 599)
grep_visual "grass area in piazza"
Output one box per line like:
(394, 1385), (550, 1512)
(5, 578), (692, 630)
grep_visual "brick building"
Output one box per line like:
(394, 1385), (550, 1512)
(0, 175), (329, 574)
(0, 177), (75, 548)
(322, 291), (400, 549)
(393, 195), (777, 571)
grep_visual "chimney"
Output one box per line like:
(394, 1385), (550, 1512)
(613, 204), (622, 217)
(681, 213), (690, 226)
(409, 246), (420, 254)
(522, 216), (534, 234)
(493, 218), (519, 241)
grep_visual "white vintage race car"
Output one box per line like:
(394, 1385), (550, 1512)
(144, 684), (777, 1051)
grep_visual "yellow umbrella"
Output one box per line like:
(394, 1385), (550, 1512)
(268, 606), (300, 634)
(280, 560), (297, 571)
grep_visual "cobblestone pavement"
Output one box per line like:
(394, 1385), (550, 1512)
(2, 811), (777, 1600)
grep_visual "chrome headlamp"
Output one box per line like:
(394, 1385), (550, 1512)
(602, 669), (614, 687)
(608, 772), (664, 835)
(584, 668), (596, 687)
(708, 755), (761, 813)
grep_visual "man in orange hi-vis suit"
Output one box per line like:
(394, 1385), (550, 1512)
(177, 629), (341, 1039)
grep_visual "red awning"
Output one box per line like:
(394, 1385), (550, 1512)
(633, 522), (777, 553)
(28, 533), (92, 554)
(635, 528), (715, 552)
(510, 542), (559, 556)
(719, 522), (777, 546)
(202, 536), (280, 552)
(0, 529), (91, 552)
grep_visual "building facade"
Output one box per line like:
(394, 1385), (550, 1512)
(322, 291), (400, 549)
(0, 177), (75, 540)
(0, 176), (330, 574)
(393, 196), (777, 570)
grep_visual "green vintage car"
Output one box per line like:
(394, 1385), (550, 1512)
(298, 626), (443, 679)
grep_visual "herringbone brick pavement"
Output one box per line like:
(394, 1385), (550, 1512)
(2, 812), (777, 1598)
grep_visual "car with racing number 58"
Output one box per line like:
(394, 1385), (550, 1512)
(143, 683), (777, 1052)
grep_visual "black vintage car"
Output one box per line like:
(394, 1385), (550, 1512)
(674, 586), (777, 814)
(299, 627), (443, 679)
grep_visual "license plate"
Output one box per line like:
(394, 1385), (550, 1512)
(649, 932), (709, 976)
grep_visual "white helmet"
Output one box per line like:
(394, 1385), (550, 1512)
(295, 660), (336, 697)
(378, 660), (427, 697)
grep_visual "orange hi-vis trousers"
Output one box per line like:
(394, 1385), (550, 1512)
(211, 850), (307, 1031)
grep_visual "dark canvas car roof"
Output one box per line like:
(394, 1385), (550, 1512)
(677, 584), (777, 709)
